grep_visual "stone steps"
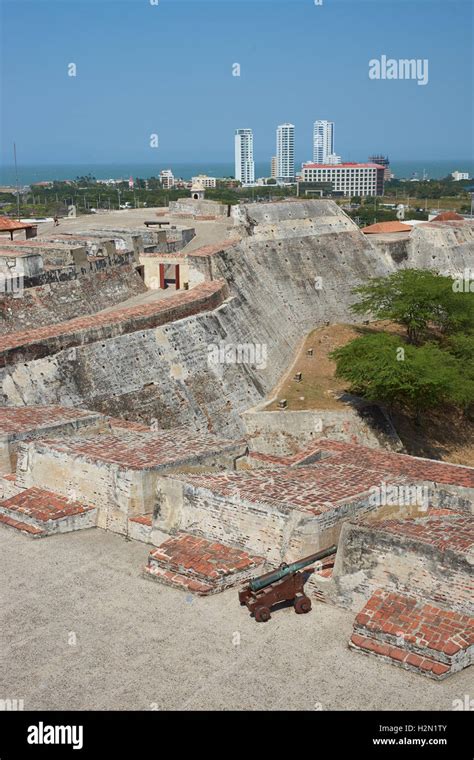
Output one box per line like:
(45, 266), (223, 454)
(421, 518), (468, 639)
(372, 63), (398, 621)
(144, 532), (265, 596)
(144, 563), (215, 595)
(349, 589), (473, 680)
(0, 487), (97, 537)
(128, 514), (153, 544)
(0, 512), (46, 537)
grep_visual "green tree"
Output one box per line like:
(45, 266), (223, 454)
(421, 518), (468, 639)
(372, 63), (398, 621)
(331, 333), (473, 417)
(351, 269), (473, 344)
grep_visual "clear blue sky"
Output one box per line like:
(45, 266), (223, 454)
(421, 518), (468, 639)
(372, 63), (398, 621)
(1, 0), (473, 164)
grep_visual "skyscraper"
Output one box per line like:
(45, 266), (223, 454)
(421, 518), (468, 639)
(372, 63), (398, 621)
(234, 129), (255, 186)
(276, 123), (295, 183)
(313, 120), (335, 163)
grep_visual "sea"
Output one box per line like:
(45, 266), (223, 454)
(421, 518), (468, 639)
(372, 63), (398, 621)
(1, 160), (473, 187)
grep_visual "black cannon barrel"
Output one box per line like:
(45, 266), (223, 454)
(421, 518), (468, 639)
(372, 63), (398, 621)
(249, 545), (337, 593)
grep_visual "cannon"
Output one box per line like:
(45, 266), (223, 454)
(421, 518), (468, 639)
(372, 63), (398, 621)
(238, 545), (337, 622)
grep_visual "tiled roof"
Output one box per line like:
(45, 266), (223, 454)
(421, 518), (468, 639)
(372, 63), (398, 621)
(0, 217), (36, 231)
(432, 211), (465, 222)
(362, 221), (412, 234)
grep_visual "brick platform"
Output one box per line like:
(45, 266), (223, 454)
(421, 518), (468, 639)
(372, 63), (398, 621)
(144, 533), (265, 595)
(0, 487), (97, 537)
(29, 428), (244, 471)
(349, 589), (473, 679)
(314, 439), (474, 490)
(178, 462), (406, 515)
(0, 406), (102, 436)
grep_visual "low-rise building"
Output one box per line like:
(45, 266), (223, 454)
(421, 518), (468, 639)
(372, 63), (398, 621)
(452, 171), (470, 181)
(191, 175), (216, 189)
(160, 169), (175, 189)
(301, 162), (385, 196)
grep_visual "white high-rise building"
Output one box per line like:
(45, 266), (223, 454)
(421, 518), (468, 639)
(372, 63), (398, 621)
(234, 129), (255, 186)
(276, 123), (295, 183)
(160, 169), (174, 189)
(313, 120), (335, 163)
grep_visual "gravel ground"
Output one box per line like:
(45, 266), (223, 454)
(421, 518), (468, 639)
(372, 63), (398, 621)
(1, 526), (470, 712)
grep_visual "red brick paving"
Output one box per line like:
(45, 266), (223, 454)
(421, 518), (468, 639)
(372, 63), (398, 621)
(36, 428), (243, 471)
(177, 463), (407, 514)
(145, 532), (264, 594)
(187, 240), (240, 258)
(129, 515), (152, 526)
(350, 589), (473, 679)
(149, 532), (263, 580)
(0, 513), (45, 536)
(313, 439), (474, 488)
(0, 406), (99, 436)
(0, 487), (94, 522)
(365, 513), (473, 556)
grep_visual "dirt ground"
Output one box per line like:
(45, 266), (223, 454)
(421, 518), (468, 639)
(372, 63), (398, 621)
(265, 322), (474, 467)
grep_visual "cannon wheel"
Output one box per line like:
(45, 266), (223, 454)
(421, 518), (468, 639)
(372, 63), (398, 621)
(254, 606), (271, 623)
(294, 595), (312, 614)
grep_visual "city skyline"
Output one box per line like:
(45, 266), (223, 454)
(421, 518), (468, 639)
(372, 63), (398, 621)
(1, 0), (473, 165)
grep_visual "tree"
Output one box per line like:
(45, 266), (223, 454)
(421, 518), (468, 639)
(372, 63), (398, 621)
(330, 333), (473, 417)
(351, 269), (473, 344)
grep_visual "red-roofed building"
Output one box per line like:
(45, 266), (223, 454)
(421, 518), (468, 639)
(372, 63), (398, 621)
(301, 162), (385, 197)
(0, 216), (37, 240)
(431, 211), (465, 222)
(362, 221), (412, 234)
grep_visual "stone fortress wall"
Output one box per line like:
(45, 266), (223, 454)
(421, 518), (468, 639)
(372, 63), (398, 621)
(1, 200), (472, 439)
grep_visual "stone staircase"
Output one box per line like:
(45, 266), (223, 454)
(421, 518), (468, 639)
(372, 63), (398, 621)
(144, 532), (265, 595)
(0, 487), (97, 538)
(128, 514), (153, 543)
(349, 589), (473, 680)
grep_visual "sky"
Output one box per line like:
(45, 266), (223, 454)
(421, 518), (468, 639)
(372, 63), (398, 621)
(1, 0), (473, 165)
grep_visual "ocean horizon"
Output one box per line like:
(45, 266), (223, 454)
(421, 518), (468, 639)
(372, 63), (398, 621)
(1, 159), (473, 187)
